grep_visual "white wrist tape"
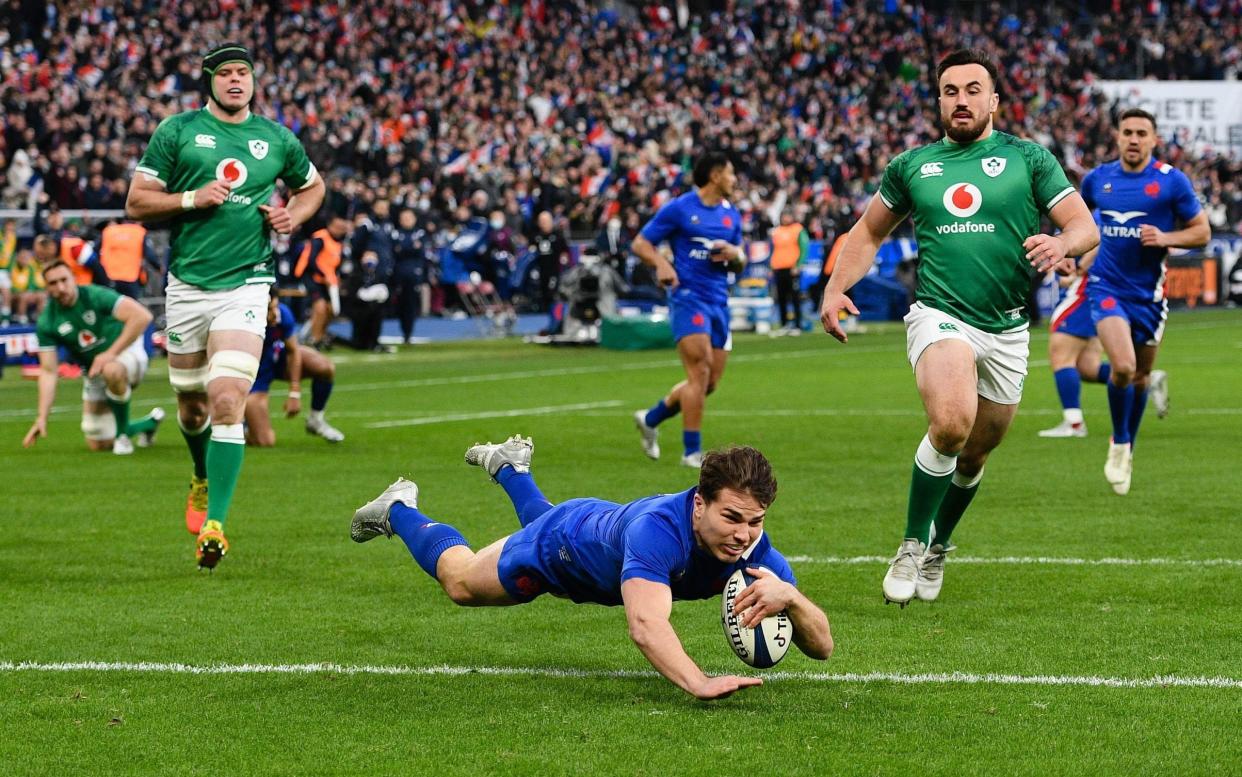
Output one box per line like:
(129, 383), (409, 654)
(182, 190), (197, 210)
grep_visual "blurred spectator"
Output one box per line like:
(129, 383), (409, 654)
(390, 207), (431, 344)
(10, 248), (46, 323)
(294, 215), (352, 348)
(770, 210), (809, 333)
(98, 219), (152, 299)
(529, 211), (571, 313)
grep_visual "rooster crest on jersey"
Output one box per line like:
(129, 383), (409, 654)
(720, 567), (793, 669)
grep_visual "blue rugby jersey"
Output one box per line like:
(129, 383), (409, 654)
(639, 191), (744, 307)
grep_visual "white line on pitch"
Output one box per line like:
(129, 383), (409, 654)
(785, 555), (1242, 567)
(1, 661), (1238, 690)
(363, 400), (625, 429)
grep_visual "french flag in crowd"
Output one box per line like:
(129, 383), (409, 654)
(579, 168), (610, 198)
(442, 142), (499, 176)
(587, 122), (615, 163)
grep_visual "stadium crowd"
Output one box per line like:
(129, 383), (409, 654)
(1, 0), (1239, 316)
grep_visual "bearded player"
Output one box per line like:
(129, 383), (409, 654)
(820, 49), (1099, 606)
(126, 43), (325, 569)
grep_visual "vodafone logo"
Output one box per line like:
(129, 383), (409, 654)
(216, 158), (249, 189)
(943, 183), (982, 218)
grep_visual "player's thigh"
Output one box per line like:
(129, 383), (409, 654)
(914, 339), (979, 430)
(975, 328), (1029, 406)
(457, 536), (521, 606)
(1047, 332), (1088, 369)
(961, 396), (1019, 461)
(116, 338), (149, 387)
(298, 346), (334, 380)
(675, 332), (713, 379)
(709, 347), (729, 386)
(1133, 343), (1159, 383)
(1095, 315), (1135, 371)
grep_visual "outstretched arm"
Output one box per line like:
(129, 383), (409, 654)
(820, 195), (905, 342)
(23, 350), (60, 448)
(1024, 192), (1099, 275)
(621, 577), (762, 700)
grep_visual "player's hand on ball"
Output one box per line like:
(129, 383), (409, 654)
(259, 205), (295, 234)
(820, 291), (859, 343)
(1024, 234), (1073, 274)
(1139, 224), (1167, 247)
(733, 567), (795, 629)
(694, 675), (763, 700)
(22, 418), (47, 448)
(195, 180), (231, 208)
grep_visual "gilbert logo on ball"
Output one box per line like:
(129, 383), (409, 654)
(942, 182), (982, 218)
(720, 567), (793, 669)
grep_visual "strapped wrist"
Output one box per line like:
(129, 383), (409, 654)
(181, 190), (197, 210)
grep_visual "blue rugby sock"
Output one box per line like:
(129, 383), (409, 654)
(683, 430), (701, 456)
(644, 399), (678, 429)
(310, 378), (333, 412)
(1128, 388), (1149, 449)
(1095, 363), (1112, 384)
(390, 503), (469, 578)
(1107, 381), (1135, 445)
(1053, 367), (1081, 411)
(496, 467), (554, 527)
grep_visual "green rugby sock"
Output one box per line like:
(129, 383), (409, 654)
(905, 435), (957, 545)
(205, 423), (246, 526)
(932, 470), (983, 547)
(179, 416), (211, 479)
(126, 412), (159, 436)
(105, 388), (131, 437)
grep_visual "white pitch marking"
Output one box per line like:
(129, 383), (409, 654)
(363, 400), (625, 429)
(1, 661), (1238, 690)
(784, 555), (1242, 567)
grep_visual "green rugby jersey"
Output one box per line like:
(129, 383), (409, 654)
(35, 284), (125, 369)
(135, 109), (317, 290)
(878, 131), (1075, 333)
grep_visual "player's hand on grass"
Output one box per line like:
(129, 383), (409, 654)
(22, 418), (47, 448)
(694, 675), (763, 700)
(1024, 234), (1074, 275)
(820, 291), (859, 343)
(259, 204), (295, 234)
(284, 394), (301, 418)
(733, 567), (795, 628)
(1139, 224), (1167, 248)
(656, 260), (679, 289)
(195, 181), (231, 209)
(88, 352), (114, 378)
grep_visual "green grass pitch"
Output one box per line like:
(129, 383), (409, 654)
(1, 309), (1239, 775)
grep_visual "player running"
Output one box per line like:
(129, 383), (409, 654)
(244, 292), (343, 446)
(350, 439), (832, 700)
(819, 49), (1099, 606)
(126, 43), (325, 568)
(631, 151), (745, 468)
(22, 258), (164, 453)
(1078, 108), (1210, 495)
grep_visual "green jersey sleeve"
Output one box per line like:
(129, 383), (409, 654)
(1024, 143), (1076, 213)
(35, 308), (58, 350)
(278, 126), (317, 190)
(877, 152), (913, 215)
(135, 116), (181, 186)
(84, 284), (123, 317)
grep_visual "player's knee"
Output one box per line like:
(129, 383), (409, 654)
(705, 379), (718, 396)
(1111, 361), (1136, 385)
(81, 410), (117, 445)
(169, 365), (208, 394)
(250, 429), (276, 447)
(208, 390), (246, 422)
(928, 421), (970, 454)
(441, 578), (479, 606)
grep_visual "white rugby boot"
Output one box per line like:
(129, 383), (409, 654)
(351, 477), (419, 542)
(306, 413), (345, 443)
(112, 434), (134, 455)
(1038, 418), (1087, 438)
(465, 435), (534, 482)
(680, 451), (703, 469)
(883, 538), (924, 607)
(1104, 440), (1133, 495)
(916, 543), (954, 602)
(633, 409), (660, 460)
(1149, 370), (1170, 419)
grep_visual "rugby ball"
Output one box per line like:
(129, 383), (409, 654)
(720, 568), (793, 668)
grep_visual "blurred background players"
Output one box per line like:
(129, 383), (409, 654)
(769, 210), (809, 334)
(22, 259), (163, 454)
(1078, 108), (1210, 494)
(632, 151), (745, 468)
(294, 214), (351, 349)
(390, 207), (431, 344)
(245, 292), (343, 446)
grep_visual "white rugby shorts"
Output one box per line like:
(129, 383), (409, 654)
(903, 302), (1029, 405)
(164, 274), (268, 354)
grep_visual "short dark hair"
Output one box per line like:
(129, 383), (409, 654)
(699, 446), (778, 508)
(692, 151), (731, 188)
(39, 257), (71, 277)
(936, 48), (1000, 93)
(1118, 107), (1157, 130)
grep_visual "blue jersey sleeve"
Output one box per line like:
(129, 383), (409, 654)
(278, 303), (296, 339)
(639, 198), (681, 246)
(1170, 170), (1202, 223)
(620, 514), (685, 585)
(1080, 168), (1098, 212)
